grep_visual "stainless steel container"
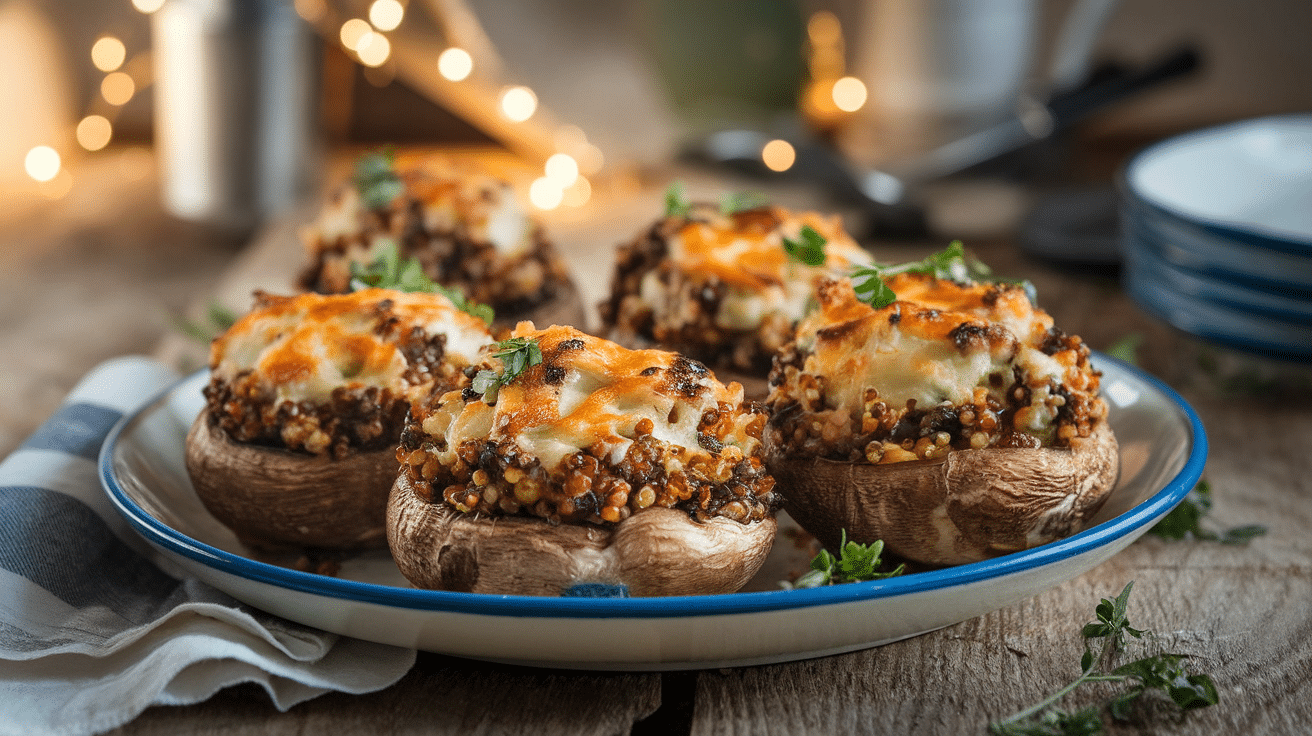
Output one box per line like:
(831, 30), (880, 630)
(153, 0), (321, 231)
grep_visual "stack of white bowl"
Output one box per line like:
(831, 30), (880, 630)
(1120, 114), (1312, 362)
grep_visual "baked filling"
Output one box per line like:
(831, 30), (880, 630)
(398, 324), (778, 526)
(600, 202), (873, 371)
(299, 153), (573, 314)
(766, 275), (1108, 464)
(203, 289), (492, 459)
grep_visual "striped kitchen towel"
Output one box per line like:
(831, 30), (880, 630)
(0, 356), (415, 736)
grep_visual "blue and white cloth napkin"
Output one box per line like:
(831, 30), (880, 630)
(0, 356), (416, 736)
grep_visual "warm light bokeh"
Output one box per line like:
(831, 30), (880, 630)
(528, 176), (563, 210)
(76, 115), (113, 151)
(544, 153), (578, 187)
(91, 37), (126, 73)
(24, 146), (60, 182)
(356, 31), (391, 67)
(101, 72), (135, 106)
(340, 18), (371, 50)
(369, 0), (404, 31)
(761, 139), (796, 172)
(131, 0), (165, 14)
(832, 76), (868, 112)
(500, 86), (537, 122)
(438, 48), (472, 81)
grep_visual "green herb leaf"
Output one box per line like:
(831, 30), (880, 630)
(353, 150), (405, 209)
(470, 337), (543, 399)
(782, 225), (827, 266)
(720, 190), (769, 214)
(850, 265), (899, 308)
(348, 241), (495, 325)
(989, 581), (1219, 735)
(172, 301), (238, 345)
(1147, 480), (1268, 544)
(1103, 333), (1143, 365)
(664, 181), (692, 218)
(784, 529), (904, 588)
(849, 241), (1035, 309)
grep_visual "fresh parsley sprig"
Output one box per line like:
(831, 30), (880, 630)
(785, 530), (904, 588)
(850, 241), (1037, 309)
(782, 225), (828, 266)
(471, 337), (543, 400)
(1147, 480), (1268, 544)
(989, 581), (1219, 735)
(349, 241), (495, 325)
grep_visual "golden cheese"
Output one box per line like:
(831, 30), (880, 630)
(425, 324), (747, 473)
(211, 288), (493, 405)
(650, 204), (873, 330)
(792, 276), (1085, 433)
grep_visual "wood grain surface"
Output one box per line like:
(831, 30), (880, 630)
(8, 152), (1310, 736)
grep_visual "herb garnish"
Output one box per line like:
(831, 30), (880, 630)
(1103, 333), (1143, 365)
(664, 181), (692, 218)
(782, 225), (828, 266)
(720, 190), (769, 214)
(173, 301), (238, 344)
(851, 240), (1037, 309)
(989, 581), (1219, 735)
(349, 241), (495, 325)
(353, 150), (405, 209)
(664, 182), (770, 217)
(1147, 480), (1268, 544)
(471, 337), (543, 400)
(784, 530), (904, 588)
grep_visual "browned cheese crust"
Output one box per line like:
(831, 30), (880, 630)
(599, 203), (870, 384)
(299, 154), (582, 328)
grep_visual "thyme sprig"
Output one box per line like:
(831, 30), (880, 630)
(989, 581), (1219, 735)
(173, 301), (238, 344)
(471, 337), (543, 401)
(850, 241), (1037, 309)
(784, 530), (904, 588)
(349, 241), (494, 325)
(1147, 480), (1268, 544)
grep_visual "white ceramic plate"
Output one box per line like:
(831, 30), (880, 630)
(1124, 113), (1312, 254)
(100, 357), (1205, 671)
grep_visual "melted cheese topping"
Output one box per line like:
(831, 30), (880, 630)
(211, 289), (493, 405)
(650, 205), (873, 330)
(308, 155), (532, 256)
(426, 324), (744, 472)
(795, 276), (1077, 422)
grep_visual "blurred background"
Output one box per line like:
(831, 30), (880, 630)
(2, 0), (1310, 454)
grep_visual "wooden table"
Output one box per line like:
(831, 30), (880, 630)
(6, 147), (1310, 735)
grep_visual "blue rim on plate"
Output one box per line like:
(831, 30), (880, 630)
(1121, 113), (1312, 258)
(100, 356), (1207, 620)
(1122, 234), (1312, 323)
(1120, 198), (1312, 296)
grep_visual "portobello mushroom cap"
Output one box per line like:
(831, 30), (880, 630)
(768, 420), (1119, 566)
(387, 471), (778, 597)
(186, 406), (398, 550)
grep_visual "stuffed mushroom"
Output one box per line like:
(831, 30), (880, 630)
(387, 324), (779, 596)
